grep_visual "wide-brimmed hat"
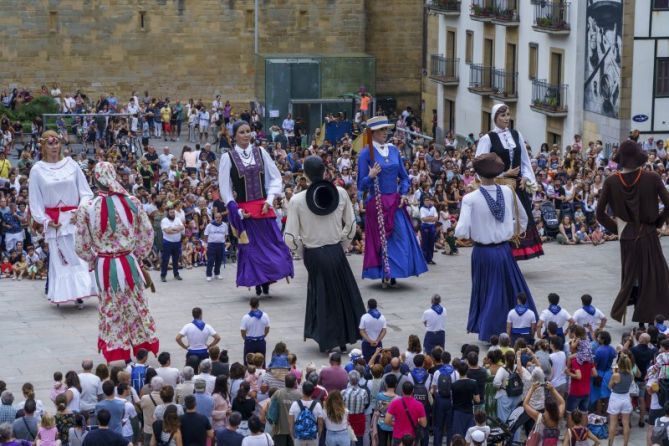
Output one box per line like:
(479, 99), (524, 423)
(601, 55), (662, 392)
(613, 140), (648, 169)
(473, 153), (505, 179)
(366, 115), (395, 131)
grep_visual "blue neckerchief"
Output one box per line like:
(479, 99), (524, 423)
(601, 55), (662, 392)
(211, 221), (222, 227)
(249, 309), (263, 319)
(411, 367), (428, 385)
(656, 323), (668, 332)
(582, 305), (596, 316)
(548, 304), (561, 315)
(431, 304), (444, 315)
(192, 319), (205, 331)
(479, 185), (505, 222)
(514, 304), (528, 316)
(368, 309), (382, 319)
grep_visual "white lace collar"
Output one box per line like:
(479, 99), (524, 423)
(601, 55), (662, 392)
(373, 141), (389, 157)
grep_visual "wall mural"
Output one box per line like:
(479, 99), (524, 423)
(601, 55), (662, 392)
(584, 0), (622, 118)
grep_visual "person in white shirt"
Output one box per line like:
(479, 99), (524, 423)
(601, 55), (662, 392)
(420, 196), (438, 265)
(176, 307), (221, 364)
(193, 359), (217, 396)
(359, 299), (387, 362)
(203, 212), (228, 281)
(572, 293), (607, 338)
(158, 147), (174, 173)
(199, 109), (210, 143)
(506, 293), (537, 345)
(455, 153), (537, 342)
(78, 360), (102, 417)
(535, 293), (574, 340)
(288, 381), (324, 444)
(156, 352), (181, 388)
(160, 207), (184, 282)
(240, 297), (270, 366)
(116, 383), (138, 443)
(422, 294), (446, 355)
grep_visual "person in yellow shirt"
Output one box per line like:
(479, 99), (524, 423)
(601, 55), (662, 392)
(160, 102), (172, 141)
(0, 152), (11, 179)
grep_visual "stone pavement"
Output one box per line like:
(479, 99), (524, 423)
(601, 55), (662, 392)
(0, 238), (657, 444)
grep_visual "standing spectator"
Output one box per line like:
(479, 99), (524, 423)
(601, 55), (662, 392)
(203, 212), (227, 281)
(176, 307), (221, 364)
(158, 146), (174, 174)
(565, 327), (594, 414)
(323, 390), (351, 446)
(193, 379), (214, 421)
(548, 336), (568, 401)
(450, 361), (480, 439)
(78, 360), (101, 421)
(232, 382), (256, 436)
(215, 411), (244, 446)
(160, 207), (184, 283)
(151, 405), (182, 446)
(282, 114), (295, 146)
(243, 415), (274, 446)
(359, 299), (388, 362)
(240, 297), (270, 365)
(175, 367), (195, 406)
(318, 353), (349, 393)
(11, 399), (38, 442)
(269, 374), (301, 446)
(127, 349), (150, 397)
(194, 360), (217, 396)
(198, 108), (210, 144)
(342, 371), (369, 446)
(630, 333), (656, 427)
(419, 195), (438, 265)
(95, 380), (125, 434)
(140, 377), (164, 446)
(506, 293), (537, 345)
(288, 381), (323, 446)
(180, 394), (213, 446)
(374, 374), (399, 446)
(607, 353), (634, 445)
(156, 352), (181, 388)
(385, 382), (427, 445)
(592, 331), (617, 414)
(422, 294), (446, 356)
(0, 392), (16, 425)
(64, 371), (82, 414)
(211, 375), (231, 430)
(81, 409), (129, 446)
(522, 383), (565, 446)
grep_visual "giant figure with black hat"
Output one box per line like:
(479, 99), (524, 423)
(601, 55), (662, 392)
(284, 155), (365, 353)
(455, 153), (537, 342)
(596, 140), (669, 326)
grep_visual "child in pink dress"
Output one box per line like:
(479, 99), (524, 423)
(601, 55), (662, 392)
(36, 412), (61, 446)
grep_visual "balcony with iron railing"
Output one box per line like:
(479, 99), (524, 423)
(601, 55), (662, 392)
(530, 79), (568, 117)
(426, 0), (461, 15)
(532, 1), (570, 35)
(468, 64), (496, 95)
(470, 0), (494, 22)
(491, 69), (518, 102)
(491, 0), (519, 26)
(429, 55), (460, 86)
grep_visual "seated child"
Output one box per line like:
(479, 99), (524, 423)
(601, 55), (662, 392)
(13, 254), (27, 280)
(1, 256), (13, 278)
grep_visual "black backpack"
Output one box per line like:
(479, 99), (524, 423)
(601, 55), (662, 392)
(436, 369), (452, 398)
(504, 367), (524, 398)
(411, 370), (431, 409)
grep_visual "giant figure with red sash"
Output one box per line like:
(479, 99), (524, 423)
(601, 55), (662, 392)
(28, 130), (97, 308)
(75, 162), (159, 362)
(218, 121), (294, 295)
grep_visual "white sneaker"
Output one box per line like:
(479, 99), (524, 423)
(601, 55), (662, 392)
(216, 275), (223, 280)
(206, 277), (212, 282)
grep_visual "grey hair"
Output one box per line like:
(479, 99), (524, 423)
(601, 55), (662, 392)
(0, 391), (13, 405)
(199, 359), (212, 374)
(348, 370), (360, 385)
(0, 423), (12, 442)
(81, 360), (94, 371)
(182, 366), (195, 381)
(150, 376), (165, 391)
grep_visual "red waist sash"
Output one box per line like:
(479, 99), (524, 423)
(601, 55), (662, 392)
(45, 206), (78, 225)
(238, 198), (277, 219)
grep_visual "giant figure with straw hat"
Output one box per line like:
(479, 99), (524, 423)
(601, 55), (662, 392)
(284, 156), (365, 353)
(596, 140), (669, 326)
(455, 153), (536, 342)
(75, 162), (160, 362)
(357, 116), (428, 287)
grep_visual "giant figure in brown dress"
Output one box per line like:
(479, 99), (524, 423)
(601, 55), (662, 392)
(596, 140), (669, 325)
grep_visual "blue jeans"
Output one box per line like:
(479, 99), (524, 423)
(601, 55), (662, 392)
(451, 410), (474, 438)
(206, 242), (225, 277)
(432, 396), (453, 446)
(567, 394), (589, 412)
(420, 224), (436, 262)
(161, 240), (181, 278)
(325, 429), (349, 446)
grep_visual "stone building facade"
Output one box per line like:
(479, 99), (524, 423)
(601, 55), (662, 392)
(0, 0), (423, 111)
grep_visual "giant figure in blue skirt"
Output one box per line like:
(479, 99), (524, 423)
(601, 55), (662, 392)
(357, 116), (428, 288)
(455, 153), (536, 342)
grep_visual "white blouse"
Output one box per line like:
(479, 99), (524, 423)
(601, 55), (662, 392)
(454, 185), (528, 245)
(475, 127), (536, 183)
(218, 144), (282, 208)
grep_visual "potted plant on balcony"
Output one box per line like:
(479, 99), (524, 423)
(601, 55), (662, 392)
(496, 8), (516, 21)
(537, 16), (553, 28)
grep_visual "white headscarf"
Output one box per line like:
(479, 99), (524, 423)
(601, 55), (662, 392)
(491, 102), (509, 132)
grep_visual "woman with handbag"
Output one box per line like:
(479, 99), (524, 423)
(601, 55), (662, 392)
(523, 382), (565, 446)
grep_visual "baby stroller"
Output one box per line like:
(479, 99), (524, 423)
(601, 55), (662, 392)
(487, 406), (527, 446)
(540, 201), (560, 238)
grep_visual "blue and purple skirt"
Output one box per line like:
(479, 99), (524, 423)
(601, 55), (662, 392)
(467, 242), (536, 342)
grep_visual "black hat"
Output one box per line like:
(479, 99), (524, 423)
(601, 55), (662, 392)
(304, 156), (340, 216)
(473, 153), (505, 179)
(613, 140), (648, 169)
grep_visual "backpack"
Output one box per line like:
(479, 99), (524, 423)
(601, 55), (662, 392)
(294, 400), (318, 440)
(652, 418), (669, 445)
(130, 363), (147, 395)
(436, 368), (453, 398)
(504, 367), (524, 398)
(410, 369), (432, 409)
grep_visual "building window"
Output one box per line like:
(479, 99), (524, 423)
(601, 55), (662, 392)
(481, 111), (491, 133)
(529, 43), (538, 80)
(297, 10), (308, 28)
(246, 9), (254, 30)
(139, 11), (146, 31)
(465, 30), (473, 64)
(657, 58), (669, 97)
(48, 11), (58, 33)
(654, 0), (669, 10)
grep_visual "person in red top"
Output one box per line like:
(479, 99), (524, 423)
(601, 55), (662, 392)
(565, 326), (595, 415)
(385, 382), (427, 444)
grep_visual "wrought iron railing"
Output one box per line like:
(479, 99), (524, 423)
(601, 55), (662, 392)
(470, 0), (494, 18)
(469, 64), (495, 90)
(533, 1), (570, 31)
(492, 69), (518, 98)
(427, 0), (461, 12)
(493, 0), (519, 22)
(430, 55), (460, 82)
(531, 79), (568, 113)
